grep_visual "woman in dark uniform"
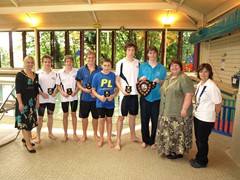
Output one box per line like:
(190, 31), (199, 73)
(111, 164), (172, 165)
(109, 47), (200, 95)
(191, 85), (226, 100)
(15, 56), (39, 153)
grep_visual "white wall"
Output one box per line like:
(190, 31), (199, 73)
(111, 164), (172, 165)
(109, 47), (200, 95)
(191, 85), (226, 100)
(199, 33), (240, 85)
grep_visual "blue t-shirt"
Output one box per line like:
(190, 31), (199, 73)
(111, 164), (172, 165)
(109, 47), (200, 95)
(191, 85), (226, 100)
(76, 65), (102, 101)
(92, 71), (117, 109)
(138, 61), (167, 102)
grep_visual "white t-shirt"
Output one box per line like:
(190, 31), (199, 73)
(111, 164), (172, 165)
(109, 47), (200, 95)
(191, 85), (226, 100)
(37, 69), (57, 104)
(115, 57), (140, 96)
(56, 67), (78, 102)
(194, 79), (222, 122)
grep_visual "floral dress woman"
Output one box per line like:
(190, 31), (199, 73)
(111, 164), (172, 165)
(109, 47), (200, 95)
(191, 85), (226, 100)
(155, 60), (194, 159)
(15, 70), (39, 131)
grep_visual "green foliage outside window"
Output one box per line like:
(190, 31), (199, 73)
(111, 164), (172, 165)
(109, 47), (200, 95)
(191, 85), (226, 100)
(0, 30), (195, 71)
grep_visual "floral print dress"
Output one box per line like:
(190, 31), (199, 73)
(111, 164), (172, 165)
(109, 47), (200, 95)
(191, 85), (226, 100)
(155, 72), (194, 156)
(15, 70), (39, 131)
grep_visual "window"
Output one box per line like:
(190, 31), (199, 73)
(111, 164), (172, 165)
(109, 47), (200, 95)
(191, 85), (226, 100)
(148, 31), (163, 62)
(39, 31), (51, 67)
(181, 31), (194, 72)
(100, 30), (112, 63)
(53, 31), (65, 69)
(12, 32), (23, 68)
(0, 32), (10, 68)
(26, 31), (35, 57)
(69, 31), (80, 68)
(166, 31), (178, 66)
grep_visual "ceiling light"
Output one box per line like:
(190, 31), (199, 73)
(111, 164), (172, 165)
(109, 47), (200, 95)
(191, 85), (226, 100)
(25, 14), (39, 28)
(161, 10), (174, 27)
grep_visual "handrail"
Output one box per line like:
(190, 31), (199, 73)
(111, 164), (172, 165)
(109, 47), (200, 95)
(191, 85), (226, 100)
(0, 85), (16, 119)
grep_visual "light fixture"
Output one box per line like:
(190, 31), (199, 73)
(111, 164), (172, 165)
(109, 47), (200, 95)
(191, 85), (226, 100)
(161, 10), (174, 27)
(93, 23), (101, 29)
(25, 14), (39, 28)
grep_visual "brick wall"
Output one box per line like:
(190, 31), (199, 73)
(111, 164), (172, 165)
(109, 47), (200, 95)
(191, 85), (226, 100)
(229, 92), (240, 166)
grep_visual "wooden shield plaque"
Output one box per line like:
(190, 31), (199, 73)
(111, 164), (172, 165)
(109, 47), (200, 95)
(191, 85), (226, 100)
(136, 80), (152, 97)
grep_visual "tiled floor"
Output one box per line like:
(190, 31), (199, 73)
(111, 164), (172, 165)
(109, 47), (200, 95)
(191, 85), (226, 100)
(0, 116), (240, 180)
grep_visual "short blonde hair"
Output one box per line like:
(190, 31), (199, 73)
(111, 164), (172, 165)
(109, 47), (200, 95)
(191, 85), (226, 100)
(86, 50), (96, 57)
(65, 55), (74, 62)
(23, 56), (35, 67)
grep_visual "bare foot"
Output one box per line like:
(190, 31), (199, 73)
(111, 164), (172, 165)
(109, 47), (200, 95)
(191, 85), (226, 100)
(61, 135), (68, 143)
(114, 144), (121, 151)
(131, 136), (141, 142)
(34, 138), (41, 144)
(150, 145), (156, 150)
(80, 136), (87, 142)
(97, 140), (103, 148)
(73, 134), (80, 142)
(108, 139), (114, 148)
(141, 142), (147, 149)
(48, 134), (57, 140)
(31, 134), (37, 140)
(94, 135), (100, 141)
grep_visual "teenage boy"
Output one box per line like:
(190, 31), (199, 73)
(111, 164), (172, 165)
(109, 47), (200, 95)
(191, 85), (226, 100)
(92, 58), (119, 148)
(115, 42), (141, 151)
(35, 55), (58, 143)
(138, 46), (166, 150)
(76, 50), (102, 142)
(57, 55), (79, 142)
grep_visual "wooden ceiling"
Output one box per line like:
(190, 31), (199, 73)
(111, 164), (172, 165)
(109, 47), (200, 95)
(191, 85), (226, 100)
(0, 0), (239, 31)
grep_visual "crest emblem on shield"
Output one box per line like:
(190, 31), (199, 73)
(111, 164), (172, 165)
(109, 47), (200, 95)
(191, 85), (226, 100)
(136, 80), (153, 97)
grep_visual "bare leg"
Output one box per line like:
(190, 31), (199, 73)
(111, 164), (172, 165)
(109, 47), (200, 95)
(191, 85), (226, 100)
(47, 114), (57, 140)
(35, 116), (43, 144)
(92, 118), (100, 141)
(115, 116), (124, 151)
(106, 117), (114, 148)
(97, 118), (105, 148)
(72, 112), (80, 142)
(81, 118), (88, 142)
(62, 113), (68, 143)
(129, 115), (141, 142)
(22, 129), (35, 151)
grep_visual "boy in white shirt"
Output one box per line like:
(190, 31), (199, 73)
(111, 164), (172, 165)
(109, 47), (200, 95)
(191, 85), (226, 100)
(35, 55), (58, 143)
(57, 55), (80, 142)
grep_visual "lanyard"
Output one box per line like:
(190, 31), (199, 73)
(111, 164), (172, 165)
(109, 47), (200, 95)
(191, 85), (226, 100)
(195, 85), (207, 110)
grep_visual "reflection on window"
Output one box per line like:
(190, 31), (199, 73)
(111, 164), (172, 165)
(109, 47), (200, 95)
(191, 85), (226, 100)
(26, 31), (35, 58)
(69, 31), (80, 68)
(13, 32), (23, 68)
(0, 32), (10, 68)
(182, 31), (194, 72)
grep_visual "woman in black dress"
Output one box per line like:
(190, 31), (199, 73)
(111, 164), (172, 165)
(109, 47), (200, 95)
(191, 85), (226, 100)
(15, 56), (39, 153)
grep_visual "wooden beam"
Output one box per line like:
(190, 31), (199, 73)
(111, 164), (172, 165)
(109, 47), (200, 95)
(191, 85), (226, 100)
(0, 2), (203, 21)
(206, 0), (240, 22)
(10, 0), (19, 7)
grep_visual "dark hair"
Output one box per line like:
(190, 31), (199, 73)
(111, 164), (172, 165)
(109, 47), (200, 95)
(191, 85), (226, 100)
(169, 59), (182, 70)
(124, 42), (138, 52)
(101, 58), (111, 64)
(147, 46), (158, 54)
(41, 55), (53, 63)
(197, 63), (214, 80)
